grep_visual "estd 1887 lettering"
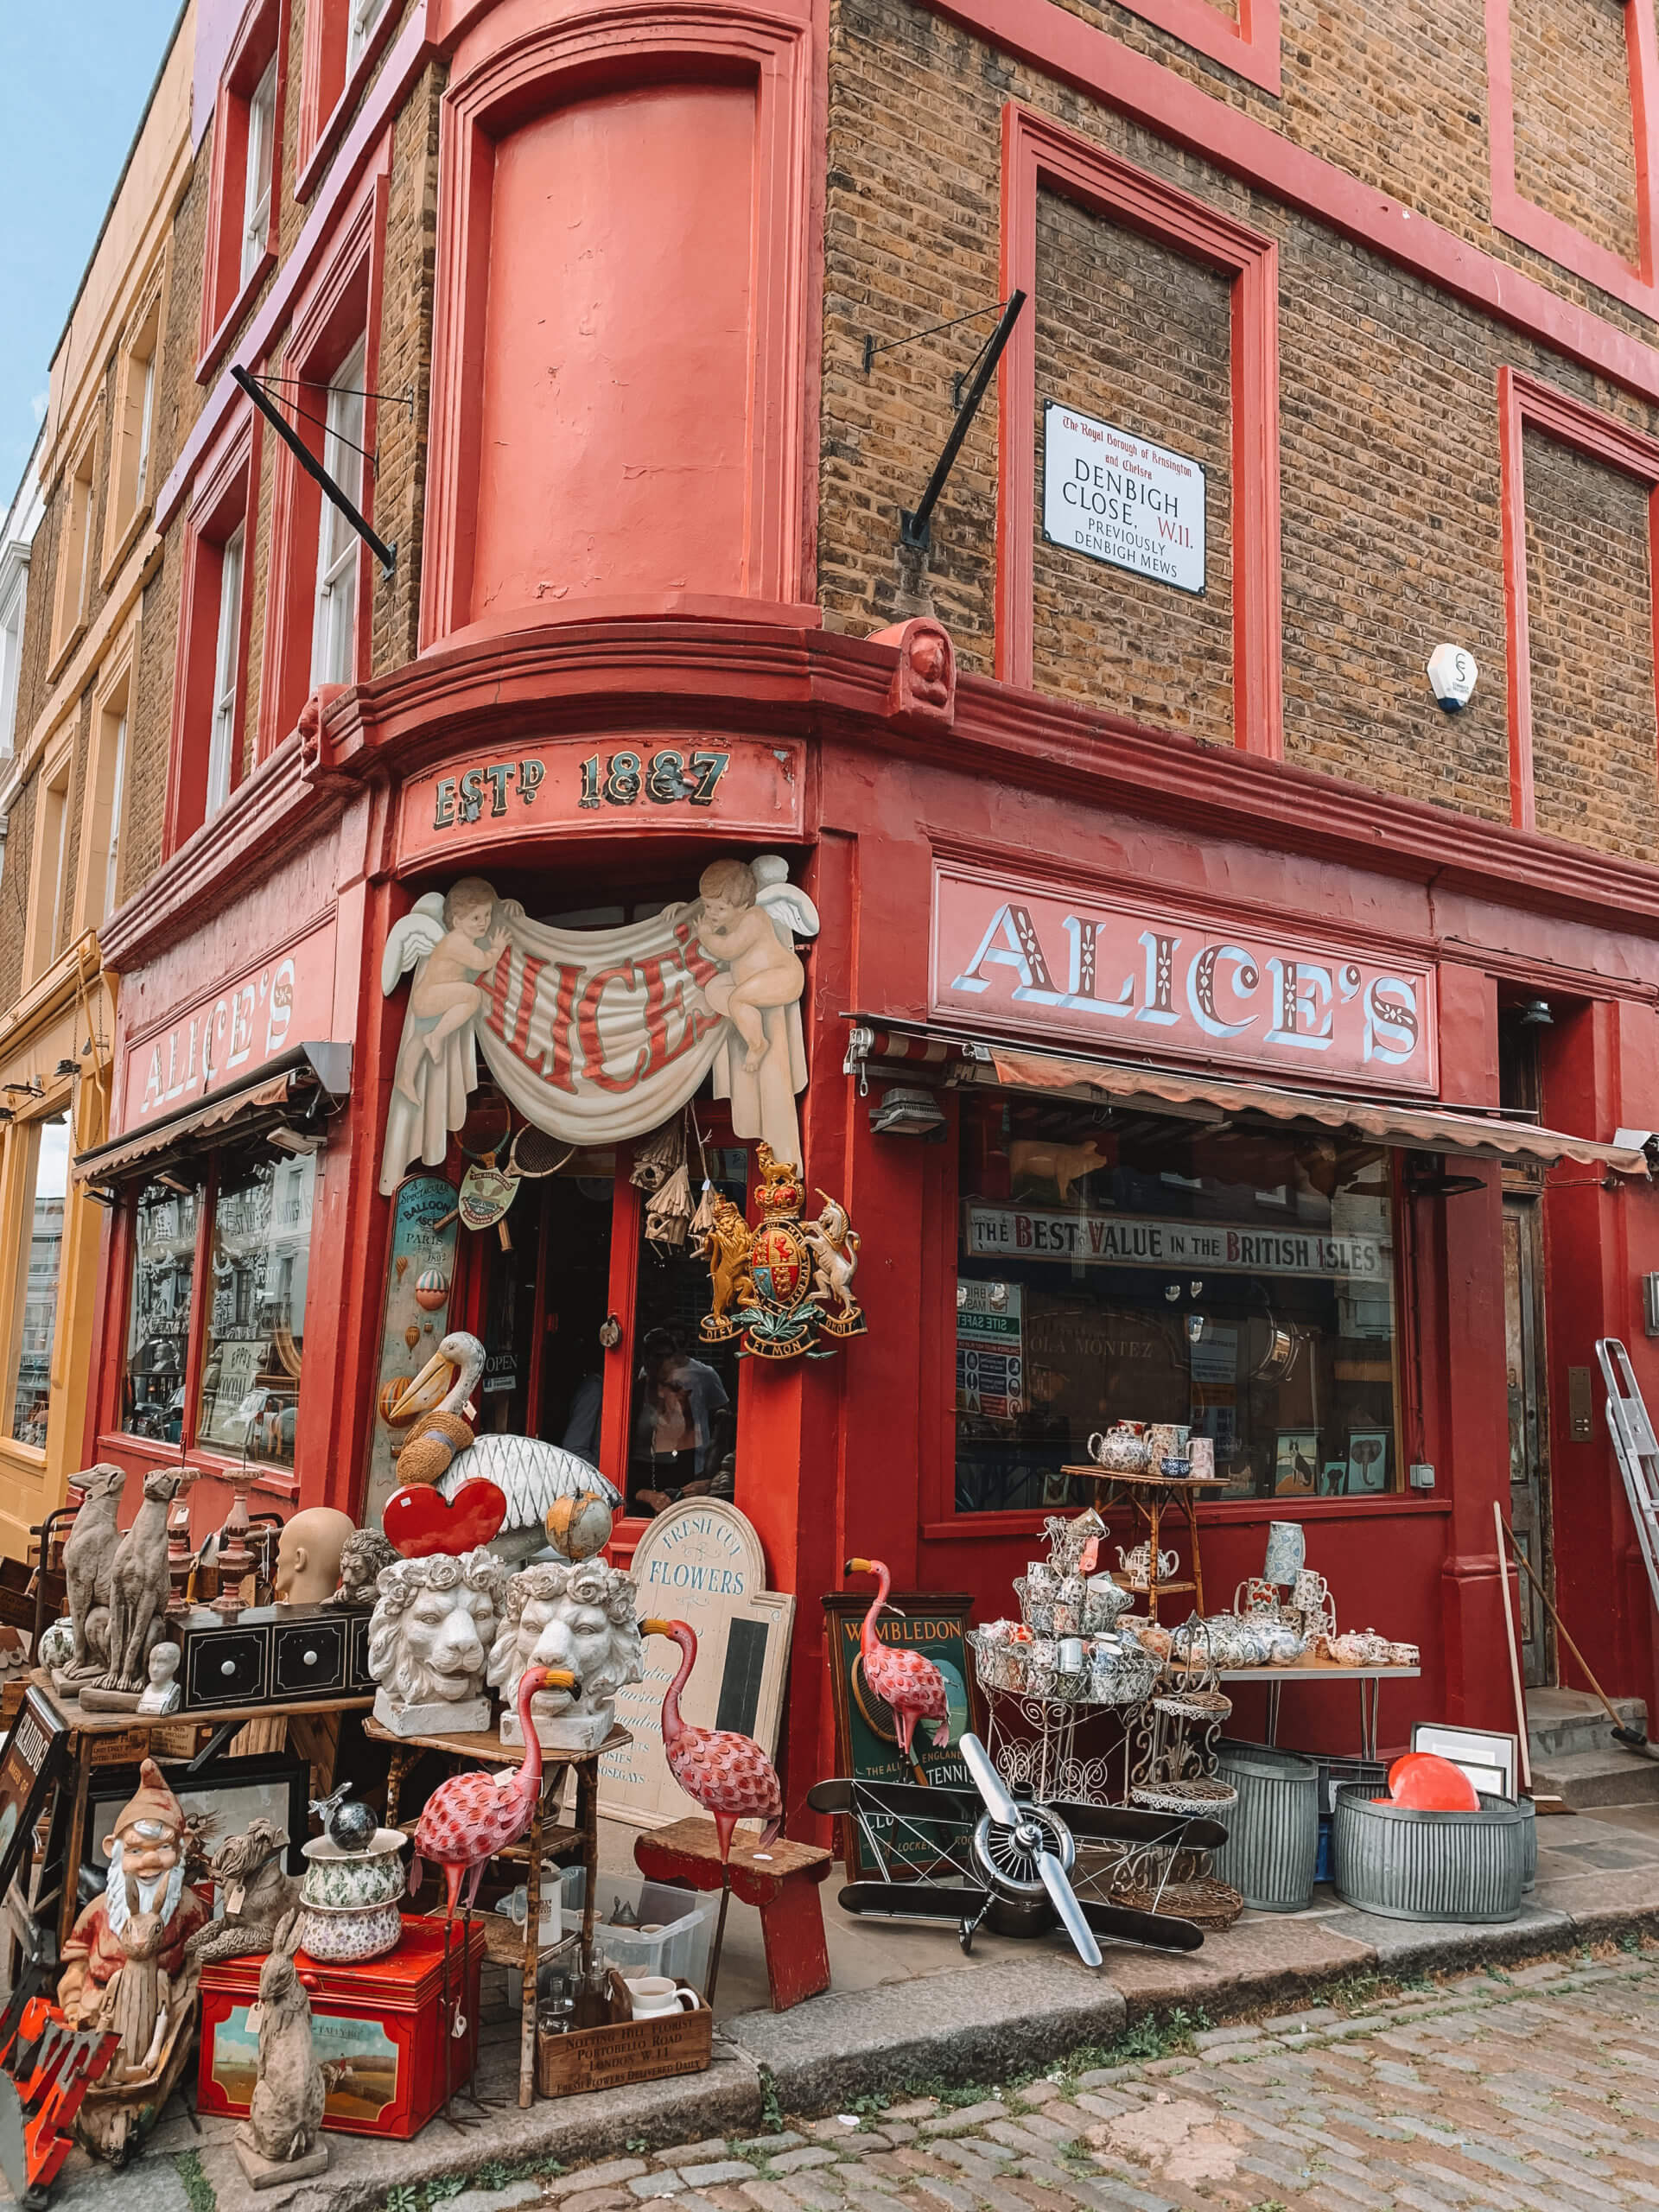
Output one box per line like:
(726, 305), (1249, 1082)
(578, 750), (730, 808)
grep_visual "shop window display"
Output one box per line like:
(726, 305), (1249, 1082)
(9, 1116), (70, 1448)
(955, 1096), (1401, 1513)
(124, 1179), (203, 1444)
(196, 1151), (317, 1468)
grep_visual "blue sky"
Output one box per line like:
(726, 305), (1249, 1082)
(0, 2), (185, 504)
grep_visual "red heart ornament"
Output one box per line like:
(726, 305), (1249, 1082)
(385, 1478), (506, 1559)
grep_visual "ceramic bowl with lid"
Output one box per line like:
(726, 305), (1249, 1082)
(301, 1827), (408, 1910)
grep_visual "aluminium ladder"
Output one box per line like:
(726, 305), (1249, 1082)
(1597, 1338), (1659, 1617)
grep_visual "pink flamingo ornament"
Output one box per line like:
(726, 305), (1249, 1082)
(407, 1662), (576, 2116)
(844, 1556), (950, 1764)
(642, 1618), (783, 1859)
(641, 1618), (782, 2006)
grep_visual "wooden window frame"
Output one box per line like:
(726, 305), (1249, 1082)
(257, 175), (385, 758)
(296, 0), (403, 200)
(166, 409), (258, 855)
(1497, 365), (1659, 833)
(48, 422), (100, 676)
(198, 0), (289, 378)
(0, 1096), (75, 1469)
(1486, 0), (1659, 317)
(104, 263), (167, 581)
(997, 104), (1283, 757)
(22, 737), (74, 987)
(75, 639), (136, 938)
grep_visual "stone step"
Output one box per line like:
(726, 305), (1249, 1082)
(1530, 1745), (1659, 1808)
(1526, 1688), (1648, 1764)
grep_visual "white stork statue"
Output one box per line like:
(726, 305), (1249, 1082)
(389, 1331), (622, 1561)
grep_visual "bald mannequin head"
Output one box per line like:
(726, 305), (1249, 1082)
(275, 1508), (357, 1605)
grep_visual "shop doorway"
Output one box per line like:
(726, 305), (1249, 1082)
(476, 1168), (615, 1452)
(1502, 1189), (1554, 1686)
(1499, 1002), (1554, 1686)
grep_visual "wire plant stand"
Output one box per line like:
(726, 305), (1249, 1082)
(980, 1685), (1133, 1806)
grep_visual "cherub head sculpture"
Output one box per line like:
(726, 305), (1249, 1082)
(368, 1548), (508, 1709)
(487, 1560), (645, 1751)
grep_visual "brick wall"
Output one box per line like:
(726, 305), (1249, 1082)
(0, 781), (35, 1010)
(369, 57), (444, 677)
(1033, 189), (1234, 743)
(820, 0), (1659, 843)
(1043, 0), (1658, 343)
(1523, 429), (1657, 859)
(1510, 0), (1638, 266)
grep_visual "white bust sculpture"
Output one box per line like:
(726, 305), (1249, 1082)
(487, 1560), (645, 1752)
(137, 1641), (182, 1715)
(368, 1548), (509, 1737)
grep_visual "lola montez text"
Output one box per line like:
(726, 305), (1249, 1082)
(951, 903), (1421, 1066)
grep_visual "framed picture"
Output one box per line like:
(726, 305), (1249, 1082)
(1319, 1460), (1348, 1497)
(1347, 1430), (1390, 1493)
(1273, 1430), (1319, 1496)
(0, 1687), (68, 1905)
(1412, 1724), (1517, 1802)
(82, 1754), (309, 1909)
(821, 1591), (978, 1878)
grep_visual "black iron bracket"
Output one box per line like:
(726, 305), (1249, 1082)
(898, 290), (1027, 554)
(232, 365), (397, 577)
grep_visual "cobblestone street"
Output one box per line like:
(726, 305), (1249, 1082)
(516, 1952), (1659, 2212)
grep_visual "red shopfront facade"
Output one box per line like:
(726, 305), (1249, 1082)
(81, 615), (1659, 1816)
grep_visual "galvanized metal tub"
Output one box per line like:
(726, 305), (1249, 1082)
(1331, 1784), (1527, 1923)
(1211, 1740), (1319, 1914)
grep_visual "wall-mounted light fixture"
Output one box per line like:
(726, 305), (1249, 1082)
(869, 1086), (945, 1136)
(1517, 998), (1554, 1028)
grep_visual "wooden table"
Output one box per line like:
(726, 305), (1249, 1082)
(366, 1716), (629, 2108)
(1065, 1466), (1229, 1618)
(633, 1816), (832, 2012)
(32, 1673), (370, 1952)
(1205, 1661), (1423, 1760)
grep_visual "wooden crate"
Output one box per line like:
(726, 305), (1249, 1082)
(536, 1981), (712, 2098)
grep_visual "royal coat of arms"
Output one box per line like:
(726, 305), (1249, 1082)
(700, 1147), (864, 1362)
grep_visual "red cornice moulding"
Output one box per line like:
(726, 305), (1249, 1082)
(922, 0), (1659, 410)
(219, 617), (1659, 938)
(156, 0), (428, 532)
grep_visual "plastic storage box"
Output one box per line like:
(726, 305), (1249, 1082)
(563, 1872), (719, 1988)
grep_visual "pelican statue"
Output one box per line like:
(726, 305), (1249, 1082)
(387, 1332), (622, 1561)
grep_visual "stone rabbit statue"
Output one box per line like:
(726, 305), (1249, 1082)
(234, 1909), (336, 2186)
(99, 1470), (181, 1694)
(61, 1465), (126, 1684)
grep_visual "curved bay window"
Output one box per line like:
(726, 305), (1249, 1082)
(121, 1141), (318, 1471)
(955, 1093), (1402, 1513)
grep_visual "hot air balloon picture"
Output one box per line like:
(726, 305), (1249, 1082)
(414, 1266), (450, 1313)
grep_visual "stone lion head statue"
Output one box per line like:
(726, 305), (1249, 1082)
(486, 1560), (644, 1721)
(368, 1548), (508, 1706)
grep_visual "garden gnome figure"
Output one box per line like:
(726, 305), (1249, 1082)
(57, 1759), (210, 2074)
(274, 1507), (356, 1605)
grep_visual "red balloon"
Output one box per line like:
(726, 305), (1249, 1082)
(1387, 1751), (1480, 1811)
(385, 1478), (506, 1558)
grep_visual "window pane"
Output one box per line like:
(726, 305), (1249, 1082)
(198, 1150), (316, 1468)
(207, 524), (244, 818)
(103, 715), (128, 923)
(10, 1119), (69, 1448)
(626, 1147), (747, 1515)
(312, 346), (366, 687)
(124, 1179), (201, 1444)
(241, 59), (276, 283)
(955, 1096), (1401, 1513)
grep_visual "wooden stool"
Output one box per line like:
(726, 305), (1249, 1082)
(632, 1817), (832, 2012)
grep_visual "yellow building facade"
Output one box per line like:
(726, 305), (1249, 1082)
(0, 7), (195, 1554)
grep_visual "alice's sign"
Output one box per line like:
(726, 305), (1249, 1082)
(931, 864), (1438, 1096)
(964, 1203), (1390, 1283)
(397, 736), (805, 866)
(120, 918), (338, 1131)
(1042, 403), (1205, 594)
(379, 856), (819, 1195)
